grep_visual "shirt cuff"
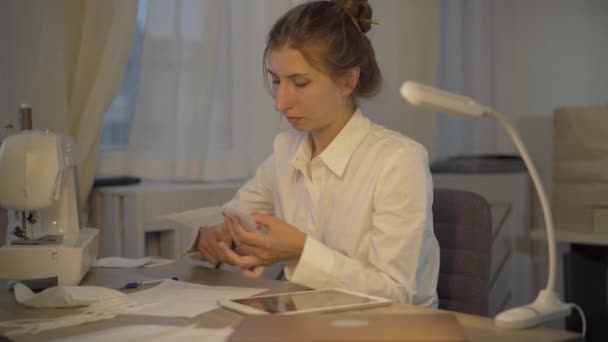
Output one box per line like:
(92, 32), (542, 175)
(284, 235), (336, 289)
(185, 226), (203, 254)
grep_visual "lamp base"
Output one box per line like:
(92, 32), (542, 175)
(495, 289), (573, 329)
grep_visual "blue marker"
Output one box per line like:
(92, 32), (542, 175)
(121, 276), (179, 289)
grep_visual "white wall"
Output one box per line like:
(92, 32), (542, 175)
(438, 0), (608, 189)
(364, 0), (440, 159)
(496, 0), (608, 187)
(0, 1), (69, 134)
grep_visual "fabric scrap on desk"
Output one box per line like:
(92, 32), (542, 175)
(14, 282), (127, 308)
(126, 279), (266, 318)
(93, 257), (175, 268)
(50, 324), (233, 342)
(0, 296), (140, 337)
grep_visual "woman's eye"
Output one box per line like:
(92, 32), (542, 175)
(294, 82), (309, 88)
(272, 79), (280, 85)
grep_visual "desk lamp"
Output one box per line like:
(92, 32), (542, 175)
(400, 81), (573, 329)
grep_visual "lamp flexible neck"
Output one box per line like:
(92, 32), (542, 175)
(487, 110), (557, 292)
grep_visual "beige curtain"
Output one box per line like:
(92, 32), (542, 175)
(124, 0), (294, 182)
(0, 0), (137, 206)
(63, 0), (138, 202)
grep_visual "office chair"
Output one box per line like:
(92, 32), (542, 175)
(433, 188), (492, 316)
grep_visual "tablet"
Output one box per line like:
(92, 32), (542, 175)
(218, 288), (392, 315)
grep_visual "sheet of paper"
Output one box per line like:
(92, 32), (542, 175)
(94, 257), (151, 268)
(52, 324), (233, 342)
(151, 206), (225, 229)
(93, 257), (175, 268)
(126, 279), (266, 318)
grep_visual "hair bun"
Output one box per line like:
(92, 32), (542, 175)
(333, 0), (375, 33)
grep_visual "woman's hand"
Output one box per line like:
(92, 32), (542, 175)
(220, 213), (306, 278)
(196, 220), (232, 265)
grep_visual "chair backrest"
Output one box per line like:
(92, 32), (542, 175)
(433, 188), (492, 316)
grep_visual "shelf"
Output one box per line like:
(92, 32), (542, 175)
(530, 229), (608, 246)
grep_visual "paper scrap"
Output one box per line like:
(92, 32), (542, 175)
(94, 257), (151, 268)
(93, 257), (175, 268)
(126, 279), (266, 318)
(152, 206), (225, 229)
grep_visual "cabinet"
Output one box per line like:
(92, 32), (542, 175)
(89, 181), (242, 259)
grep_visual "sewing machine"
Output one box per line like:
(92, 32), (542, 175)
(0, 130), (99, 287)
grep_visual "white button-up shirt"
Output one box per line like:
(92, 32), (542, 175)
(225, 109), (439, 307)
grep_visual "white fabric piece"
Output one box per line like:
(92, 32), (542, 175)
(14, 283), (127, 308)
(2, 296), (139, 336)
(192, 109), (440, 307)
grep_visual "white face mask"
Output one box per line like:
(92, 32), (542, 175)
(2, 283), (136, 337)
(14, 283), (127, 308)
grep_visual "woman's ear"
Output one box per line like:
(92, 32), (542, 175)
(341, 67), (360, 97)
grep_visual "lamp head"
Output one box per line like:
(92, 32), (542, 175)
(400, 81), (488, 119)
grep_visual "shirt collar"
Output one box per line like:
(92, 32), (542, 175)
(291, 108), (372, 177)
(291, 134), (312, 173)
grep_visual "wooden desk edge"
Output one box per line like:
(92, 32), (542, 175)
(0, 261), (583, 342)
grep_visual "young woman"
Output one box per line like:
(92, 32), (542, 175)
(194, 0), (439, 307)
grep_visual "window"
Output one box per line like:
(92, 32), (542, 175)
(99, 0), (147, 151)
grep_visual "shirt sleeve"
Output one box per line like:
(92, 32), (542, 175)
(186, 154), (276, 252)
(283, 145), (440, 307)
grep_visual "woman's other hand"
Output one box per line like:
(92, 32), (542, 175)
(196, 219), (232, 265)
(220, 213), (306, 278)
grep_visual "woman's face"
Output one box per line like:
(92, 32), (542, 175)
(267, 47), (354, 133)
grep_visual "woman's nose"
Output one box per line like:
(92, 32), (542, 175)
(273, 84), (292, 112)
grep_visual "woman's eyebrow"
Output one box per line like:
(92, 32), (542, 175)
(266, 69), (309, 78)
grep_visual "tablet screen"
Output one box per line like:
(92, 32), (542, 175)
(231, 289), (378, 314)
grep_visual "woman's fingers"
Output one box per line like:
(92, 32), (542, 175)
(251, 212), (273, 227)
(241, 265), (266, 279)
(199, 246), (217, 265)
(235, 242), (268, 261)
(229, 216), (268, 248)
(199, 234), (221, 263)
(207, 230), (226, 261)
(197, 224), (234, 264)
(225, 215), (241, 246)
(220, 242), (261, 268)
